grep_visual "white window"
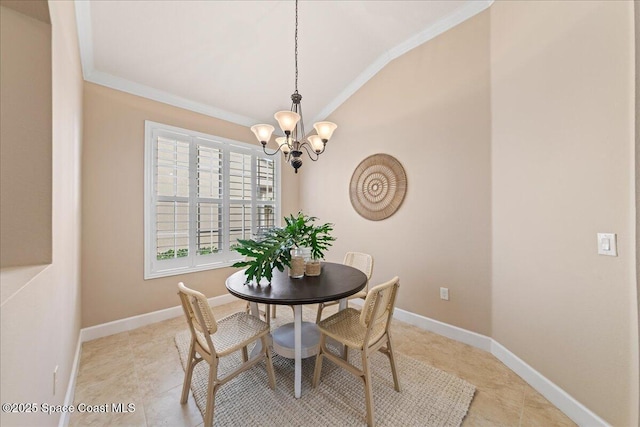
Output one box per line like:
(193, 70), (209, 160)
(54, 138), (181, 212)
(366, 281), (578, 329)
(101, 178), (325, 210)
(144, 121), (280, 279)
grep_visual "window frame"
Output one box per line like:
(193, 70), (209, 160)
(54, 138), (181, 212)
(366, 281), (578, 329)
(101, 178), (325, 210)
(144, 120), (281, 280)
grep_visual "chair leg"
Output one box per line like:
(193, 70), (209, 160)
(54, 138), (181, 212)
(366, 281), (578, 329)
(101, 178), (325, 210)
(203, 363), (219, 427)
(315, 303), (324, 324)
(362, 351), (375, 427)
(242, 346), (249, 363)
(385, 336), (401, 392)
(342, 345), (349, 361)
(262, 335), (276, 389)
(312, 334), (326, 387)
(180, 341), (196, 404)
(248, 303), (273, 323)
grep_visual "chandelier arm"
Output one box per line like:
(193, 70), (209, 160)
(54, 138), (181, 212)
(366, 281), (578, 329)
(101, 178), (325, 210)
(262, 142), (289, 157)
(312, 142), (327, 155)
(297, 100), (305, 141)
(299, 142), (320, 161)
(290, 99), (298, 144)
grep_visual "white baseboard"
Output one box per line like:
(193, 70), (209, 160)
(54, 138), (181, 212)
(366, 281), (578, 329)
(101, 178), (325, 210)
(383, 305), (610, 427)
(59, 293), (239, 427)
(491, 341), (609, 427)
(395, 307), (493, 352)
(67, 294), (609, 427)
(79, 293), (238, 342)
(349, 299), (492, 351)
(58, 336), (82, 427)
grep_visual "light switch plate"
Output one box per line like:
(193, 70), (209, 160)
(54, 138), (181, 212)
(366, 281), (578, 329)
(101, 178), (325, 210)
(597, 233), (617, 256)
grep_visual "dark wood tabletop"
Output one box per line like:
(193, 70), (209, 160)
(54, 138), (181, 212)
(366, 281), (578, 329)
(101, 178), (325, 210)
(225, 262), (367, 305)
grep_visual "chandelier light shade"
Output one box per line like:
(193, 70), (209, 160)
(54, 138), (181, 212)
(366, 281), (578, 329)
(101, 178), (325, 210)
(274, 111), (301, 134)
(313, 122), (338, 142)
(307, 135), (324, 153)
(250, 124), (275, 144)
(251, 0), (337, 173)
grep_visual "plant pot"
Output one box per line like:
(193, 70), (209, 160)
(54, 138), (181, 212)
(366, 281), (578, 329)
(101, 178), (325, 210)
(305, 259), (321, 276)
(289, 248), (306, 278)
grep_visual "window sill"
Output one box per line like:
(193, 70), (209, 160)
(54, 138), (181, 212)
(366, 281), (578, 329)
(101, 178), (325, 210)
(144, 259), (243, 280)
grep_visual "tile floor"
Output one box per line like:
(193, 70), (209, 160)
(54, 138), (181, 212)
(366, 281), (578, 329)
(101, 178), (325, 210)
(70, 300), (576, 426)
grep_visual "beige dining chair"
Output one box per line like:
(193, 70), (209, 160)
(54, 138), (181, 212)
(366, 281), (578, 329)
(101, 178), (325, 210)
(315, 252), (374, 323)
(178, 282), (276, 427)
(245, 301), (276, 326)
(312, 276), (401, 427)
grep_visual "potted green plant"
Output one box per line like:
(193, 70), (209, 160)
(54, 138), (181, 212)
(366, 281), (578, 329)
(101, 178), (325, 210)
(282, 213), (335, 258)
(232, 212), (335, 284)
(231, 226), (288, 285)
(282, 212), (335, 277)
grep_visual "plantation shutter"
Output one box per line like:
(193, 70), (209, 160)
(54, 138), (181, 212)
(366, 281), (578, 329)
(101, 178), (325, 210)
(152, 130), (191, 274)
(195, 139), (224, 263)
(145, 121), (280, 279)
(256, 157), (277, 237)
(228, 150), (253, 249)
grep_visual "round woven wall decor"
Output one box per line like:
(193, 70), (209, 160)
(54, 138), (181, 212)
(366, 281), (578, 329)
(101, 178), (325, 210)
(349, 154), (407, 221)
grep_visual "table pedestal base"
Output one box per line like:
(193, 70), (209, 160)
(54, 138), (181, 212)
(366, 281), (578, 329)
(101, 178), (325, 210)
(272, 322), (320, 359)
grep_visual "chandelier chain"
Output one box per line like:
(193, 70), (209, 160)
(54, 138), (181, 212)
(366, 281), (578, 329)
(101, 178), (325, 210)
(250, 0), (335, 173)
(294, 0), (298, 93)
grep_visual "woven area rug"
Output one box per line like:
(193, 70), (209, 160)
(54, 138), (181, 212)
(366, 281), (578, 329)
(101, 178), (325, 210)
(174, 328), (475, 426)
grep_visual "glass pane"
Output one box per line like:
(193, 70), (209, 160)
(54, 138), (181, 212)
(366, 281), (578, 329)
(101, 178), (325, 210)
(197, 203), (222, 255)
(229, 152), (252, 200)
(229, 204), (252, 248)
(197, 145), (222, 198)
(156, 137), (190, 198)
(255, 204), (275, 237)
(156, 201), (189, 260)
(256, 157), (275, 201)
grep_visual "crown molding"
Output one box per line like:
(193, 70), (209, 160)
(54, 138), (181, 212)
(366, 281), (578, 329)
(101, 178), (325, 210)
(86, 70), (258, 127)
(74, 0), (258, 127)
(311, 0), (493, 124)
(75, 1), (493, 128)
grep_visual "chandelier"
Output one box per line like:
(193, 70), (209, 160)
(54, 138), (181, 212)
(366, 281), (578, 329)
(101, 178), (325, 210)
(250, 0), (337, 174)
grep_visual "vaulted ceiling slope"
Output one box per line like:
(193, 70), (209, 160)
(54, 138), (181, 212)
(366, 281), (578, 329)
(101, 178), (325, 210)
(75, 0), (492, 129)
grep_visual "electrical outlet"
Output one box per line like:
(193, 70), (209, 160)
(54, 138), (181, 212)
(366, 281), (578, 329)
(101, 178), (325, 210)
(53, 365), (58, 395)
(440, 287), (449, 301)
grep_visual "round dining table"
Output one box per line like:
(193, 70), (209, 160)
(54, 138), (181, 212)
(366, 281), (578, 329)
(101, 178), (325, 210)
(225, 262), (367, 398)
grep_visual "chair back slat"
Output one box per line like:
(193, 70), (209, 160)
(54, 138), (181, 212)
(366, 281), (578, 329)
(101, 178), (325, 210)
(178, 282), (218, 335)
(359, 276), (399, 329)
(344, 252), (374, 291)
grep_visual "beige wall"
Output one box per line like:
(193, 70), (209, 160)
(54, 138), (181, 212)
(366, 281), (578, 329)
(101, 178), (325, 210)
(301, 1), (638, 423)
(490, 1), (638, 426)
(0, 1), (83, 425)
(81, 83), (300, 327)
(635, 2), (640, 424)
(59, 1), (637, 424)
(300, 11), (492, 335)
(0, 0), (50, 24)
(0, 5), (52, 268)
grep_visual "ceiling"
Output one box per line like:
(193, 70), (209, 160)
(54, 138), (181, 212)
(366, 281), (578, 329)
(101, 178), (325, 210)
(75, 1), (491, 130)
